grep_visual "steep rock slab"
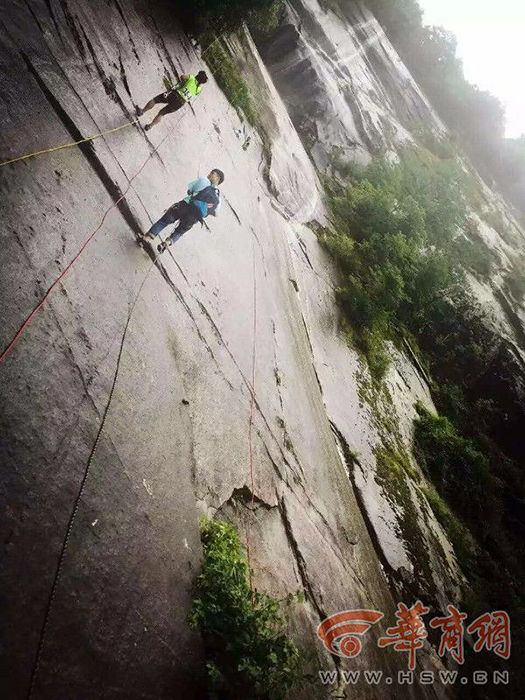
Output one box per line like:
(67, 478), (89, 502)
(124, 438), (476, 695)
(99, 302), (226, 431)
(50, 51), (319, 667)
(1, 0), (208, 696)
(2, 2), (446, 698)
(286, 222), (464, 611)
(258, 0), (445, 166)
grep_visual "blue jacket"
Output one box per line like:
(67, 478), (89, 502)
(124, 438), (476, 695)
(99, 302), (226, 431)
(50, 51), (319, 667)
(185, 177), (222, 218)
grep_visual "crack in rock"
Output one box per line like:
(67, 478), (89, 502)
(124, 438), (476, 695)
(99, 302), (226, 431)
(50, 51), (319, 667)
(112, 0), (141, 63)
(57, 0), (87, 61)
(278, 494), (346, 688)
(165, 248), (189, 284)
(44, 0), (63, 42)
(118, 53), (134, 103)
(296, 233), (314, 270)
(329, 420), (399, 595)
(142, 248), (235, 391)
(8, 229), (102, 421)
(186, 294), (305, 480)
(224, 196), (242, 225)
(217, 485), (277, 513)
(21, 0), (45, 39)
(278, 496), (326, 620)
(148, 12), (185, 82)
(79, 26), (135, 121)
(20, 51), (143, 236)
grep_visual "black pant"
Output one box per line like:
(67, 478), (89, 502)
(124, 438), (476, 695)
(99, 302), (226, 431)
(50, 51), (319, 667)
(152, 90), (186, 115)
(148, 201), (202, 243)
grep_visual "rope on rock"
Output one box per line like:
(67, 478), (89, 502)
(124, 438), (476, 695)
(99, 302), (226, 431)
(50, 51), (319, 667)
(0, 118), (140, 168)
(245, 239), (258, 605)
(27, 253), (158, 700)
(0, 127), (174, 363)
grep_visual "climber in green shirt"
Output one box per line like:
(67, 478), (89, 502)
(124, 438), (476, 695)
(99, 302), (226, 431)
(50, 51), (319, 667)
(138, 70), (208, 131)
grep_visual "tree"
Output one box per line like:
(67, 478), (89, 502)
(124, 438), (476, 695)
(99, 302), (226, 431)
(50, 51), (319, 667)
(365, 0), (523, 213)
(176, 0), (280, 33)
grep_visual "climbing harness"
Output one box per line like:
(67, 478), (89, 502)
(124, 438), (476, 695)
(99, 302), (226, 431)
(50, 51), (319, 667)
(27, 253), (159, 699)
(0, 118), (140, 168)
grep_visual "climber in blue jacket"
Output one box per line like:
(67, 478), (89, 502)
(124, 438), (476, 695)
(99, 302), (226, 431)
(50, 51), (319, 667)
(140, 168), (224, 253)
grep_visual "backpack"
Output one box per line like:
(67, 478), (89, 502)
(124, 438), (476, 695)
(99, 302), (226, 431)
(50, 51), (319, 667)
(191, 185), (220, 215)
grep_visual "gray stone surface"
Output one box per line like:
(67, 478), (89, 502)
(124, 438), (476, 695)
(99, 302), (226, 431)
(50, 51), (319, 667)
(6, 0), (522, 698)
(258, 0), (446, 168)
(0, 1), (417, 697)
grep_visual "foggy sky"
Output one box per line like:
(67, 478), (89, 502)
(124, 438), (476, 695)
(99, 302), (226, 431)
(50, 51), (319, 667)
(418, 0), (524, 138)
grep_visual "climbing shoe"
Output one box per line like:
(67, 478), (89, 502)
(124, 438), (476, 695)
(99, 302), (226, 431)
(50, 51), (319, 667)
(157, 240), (172, 254)
(138, 232), (154, 246)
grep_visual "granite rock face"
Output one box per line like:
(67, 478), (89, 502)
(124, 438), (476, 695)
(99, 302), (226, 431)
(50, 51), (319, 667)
(258, 0), (525, 621)
(258, 0), (445, 167)
(0, 1), (443, 697)
(3, 0), (524, 698)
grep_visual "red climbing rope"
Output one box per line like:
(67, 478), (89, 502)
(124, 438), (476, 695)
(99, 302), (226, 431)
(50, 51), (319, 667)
(0, 130), (173, 363)
(245, 241), (258, 605)
(27, 253), (159, 699)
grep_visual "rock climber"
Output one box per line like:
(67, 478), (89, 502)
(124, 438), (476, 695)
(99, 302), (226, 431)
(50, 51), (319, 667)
(138, 70), (209, 131)
(140, 169), (224, 253)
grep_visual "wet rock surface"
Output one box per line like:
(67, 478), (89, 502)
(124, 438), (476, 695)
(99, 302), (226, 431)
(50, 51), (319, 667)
(258, 0), (525, 614)
(287, 223), (464, 611)
(0, 1), (434, 697)
(257, 0), (445, 167)
(3, 0), (524, 698)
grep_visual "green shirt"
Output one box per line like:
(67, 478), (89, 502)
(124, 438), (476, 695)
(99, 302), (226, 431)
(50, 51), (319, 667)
(175, 75), (203, 102)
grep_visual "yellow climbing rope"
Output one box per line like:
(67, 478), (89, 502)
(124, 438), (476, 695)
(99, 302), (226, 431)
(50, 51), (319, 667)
(0, 117), (140, 168)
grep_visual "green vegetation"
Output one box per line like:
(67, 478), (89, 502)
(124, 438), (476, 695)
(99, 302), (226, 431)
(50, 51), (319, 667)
(365, 0), (423, 42)
(190, 518), (302, 699)
(413, 404), (495, 538)
(452, 224), (498, 279)
(204, 39), (259, 127)
(172, 0), (283, 124)
(323, 150), (505, 382)
(412, 402), (524, 642)
(420, 484), (477, 572)
(356, 363), (412, 458)
(324, 149), (524, 663)
(375, 443), (417, 481)
(247, 0), (285, 36)
(320, 3), (525, 666)
(322, 149), (469, 378)
(173, 0), (284, 137)
(411, 122), (457, 160)
(365, 0), (525, 214)
(176, 0), (283, 33)
(375, 445), (434, 587)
